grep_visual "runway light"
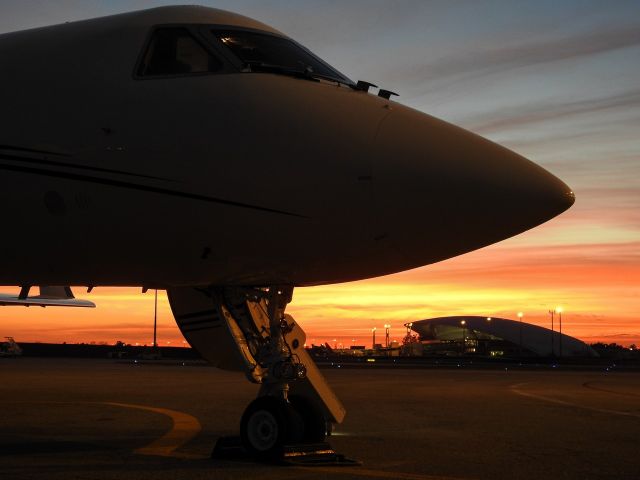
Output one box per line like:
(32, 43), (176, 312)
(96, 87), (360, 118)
(460, 320), (466, 325)
(487, 317), (491, 322)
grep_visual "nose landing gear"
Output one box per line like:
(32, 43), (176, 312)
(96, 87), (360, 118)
(167, 285), (356, 465)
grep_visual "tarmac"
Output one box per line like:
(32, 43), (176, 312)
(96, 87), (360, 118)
(0, 358), (638, 480)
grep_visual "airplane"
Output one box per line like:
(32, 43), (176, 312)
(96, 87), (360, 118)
(0, 337), (23, 357)
(0, 5), (574, 461)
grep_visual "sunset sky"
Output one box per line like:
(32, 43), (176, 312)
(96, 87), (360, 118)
(1, 0), (638, 347)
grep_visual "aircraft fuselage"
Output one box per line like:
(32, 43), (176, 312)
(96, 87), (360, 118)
(0, 6), (574, 288)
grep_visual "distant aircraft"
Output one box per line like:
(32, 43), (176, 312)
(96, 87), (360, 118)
(0, 337), (23, 357)
(0, 6), (574, 459)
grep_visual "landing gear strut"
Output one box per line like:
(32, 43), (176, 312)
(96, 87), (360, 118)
(167, 285), (353, 464)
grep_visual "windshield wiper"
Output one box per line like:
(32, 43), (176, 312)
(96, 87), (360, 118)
(243, 61), (353, 87)
(243, 61), (319, 82)
(306, 71), (354, 87)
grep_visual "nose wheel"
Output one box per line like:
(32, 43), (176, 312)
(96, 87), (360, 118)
(238, 394), (345, 464)
(240, 396), (304, 460)
(287, 394), (328, 443)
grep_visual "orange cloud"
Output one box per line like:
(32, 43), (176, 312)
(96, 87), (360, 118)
(2, 233), (637, 348)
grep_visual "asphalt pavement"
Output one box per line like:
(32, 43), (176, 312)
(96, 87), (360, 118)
(0, 358), (638, 480)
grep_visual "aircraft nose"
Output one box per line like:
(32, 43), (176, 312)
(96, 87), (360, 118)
(372, 106), (575, 267)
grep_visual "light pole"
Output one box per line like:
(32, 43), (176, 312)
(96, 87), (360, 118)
(484, 317), (492, 355)
(372, 327), (376, 350)
(548, 309), (555, 357)
(517, 312), (523, 357)
(402, 322), (414, 356)
(460, 320), (466, 355)
(556, 306), (563, 358)
(405, 322), (414, 336)
(384, 324), (391, 349)
(153, 289), (158, 351)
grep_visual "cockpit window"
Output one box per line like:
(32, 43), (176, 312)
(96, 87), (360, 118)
(139, 28), (222, 76)
(212, 30), (351, 84)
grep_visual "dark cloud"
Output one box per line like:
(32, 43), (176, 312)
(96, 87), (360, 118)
(396, 24), (640, 99)
(464, 89), (640, 134)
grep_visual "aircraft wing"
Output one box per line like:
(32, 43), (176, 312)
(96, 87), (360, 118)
(0, 286), (95, 308)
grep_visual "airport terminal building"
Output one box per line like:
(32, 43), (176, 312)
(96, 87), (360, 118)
(411, 316), (597, 358)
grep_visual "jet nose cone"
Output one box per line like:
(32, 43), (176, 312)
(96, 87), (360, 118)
(372, 107), (574, 267)
(521, 170), (576, 218)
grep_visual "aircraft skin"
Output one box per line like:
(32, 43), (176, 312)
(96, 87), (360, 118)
(0, 5), (574, 289)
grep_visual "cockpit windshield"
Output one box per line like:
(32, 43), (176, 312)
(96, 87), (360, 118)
(212, 30), (352, 85)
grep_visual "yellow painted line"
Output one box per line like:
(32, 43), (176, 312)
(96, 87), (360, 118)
(306, 466), (471, 480)
(0, 400), (204, 458)
(103, 402), (202, 458)
(510, 383), (640, 419)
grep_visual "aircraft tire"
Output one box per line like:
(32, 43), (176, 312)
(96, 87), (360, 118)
(240, 396), (303, 460)
(288, 394), (327, 443)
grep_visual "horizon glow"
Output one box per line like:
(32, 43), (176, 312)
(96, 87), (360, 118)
(0, 0), (638, 347)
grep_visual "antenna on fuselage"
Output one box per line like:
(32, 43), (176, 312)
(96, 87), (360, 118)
(378, 89), (399, 100)
(354, 80), (377, 92)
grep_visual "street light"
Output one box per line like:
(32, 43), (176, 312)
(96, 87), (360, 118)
(548, 309), (555, 357)
(405, 322), (414, 336)
(372, 327), (377, 350)
(482, 318), (491, 355)
(556, 306), (563, 358)
(517, 312), (523, 357)
(153, 289), (158, 352)
(460, 320), (466, 355)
